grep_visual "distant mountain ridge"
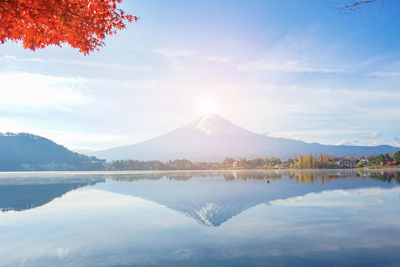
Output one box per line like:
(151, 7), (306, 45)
(93, 114), (399, 161)
(0, 133), (105, 171)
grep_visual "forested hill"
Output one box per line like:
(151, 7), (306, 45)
(0, 133), (105, 171)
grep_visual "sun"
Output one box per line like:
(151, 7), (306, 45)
(196, 96), (217, 114)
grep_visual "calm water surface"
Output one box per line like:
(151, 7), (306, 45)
(1, 169), (400, 267)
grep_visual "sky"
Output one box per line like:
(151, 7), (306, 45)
(1, 0), (400, 151)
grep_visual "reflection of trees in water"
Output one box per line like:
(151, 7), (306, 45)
(225, 170), (348, 184)
(109, 169), (400, 185)
(227, 170), (400, 185)
(368, 171), (400, 184)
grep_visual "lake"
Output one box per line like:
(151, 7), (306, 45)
(1, 169), (400, 266)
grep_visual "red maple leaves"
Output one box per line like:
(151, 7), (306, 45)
(0, 0), (137, 55)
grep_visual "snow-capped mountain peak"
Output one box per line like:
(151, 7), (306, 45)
(181, 113), (253, 136)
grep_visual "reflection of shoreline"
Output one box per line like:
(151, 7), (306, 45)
(1, 169), (399, 221)
(0, 177), (105, 212)
(1, 168), (400, 176)
(109, 169), (400, 185)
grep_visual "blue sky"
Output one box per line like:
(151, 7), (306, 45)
(1, 0), (400, 151)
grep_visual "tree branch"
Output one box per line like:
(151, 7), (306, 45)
(339, 0), (384, 12)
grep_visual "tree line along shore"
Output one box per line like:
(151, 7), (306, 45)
(106, 151), (400, 171)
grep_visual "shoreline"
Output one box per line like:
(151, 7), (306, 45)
(0, 167), (400, 176)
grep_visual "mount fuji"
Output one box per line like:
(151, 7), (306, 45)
(93, 114), (399, 161)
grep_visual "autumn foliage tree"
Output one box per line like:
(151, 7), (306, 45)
(0, 0), (137, 54)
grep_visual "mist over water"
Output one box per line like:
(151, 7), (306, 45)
(1, 169), (400, 266)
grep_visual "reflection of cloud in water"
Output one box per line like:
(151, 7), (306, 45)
(271, 195), (365, 207)
(0, 177), (105, 212)
(340, 187), (400, 203)
(40, 189), (152, 211)
(56, 248), (70, 260)
(271, 187), (400, 207)
(0, 170), (400, 266)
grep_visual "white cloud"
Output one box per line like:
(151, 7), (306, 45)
(363, 132), (382, 140)
(205, 56), (230, 63)
(235, 29), (352, 74)
(237, 60), (346, 73)
(153, 48), (195, 57)
(0, 118), (33, 133)
(151, 49), (230, 64)
(269, 129), (365, 139)
(395, 136), (400, 143)
(1, 55), (152, 72)
(369, 71), (400, 78)
(0, 72), (86, 107)
(0, 118), (134, 151)
(337, 139), (361, 146)
(51, 132), (134, 151)
(336, 139), (385, 146)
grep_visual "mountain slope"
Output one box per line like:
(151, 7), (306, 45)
(0, 133), (105, 171)
(93, 114), (399, 161)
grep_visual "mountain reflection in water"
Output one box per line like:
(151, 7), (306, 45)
(1, 169), (400, 267)
(0, 169), (399, 226)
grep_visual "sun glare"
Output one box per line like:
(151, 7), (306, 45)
(196, 96), (217, 114)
